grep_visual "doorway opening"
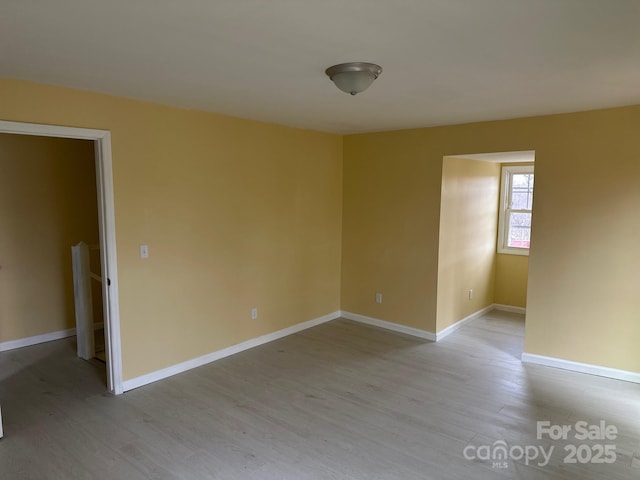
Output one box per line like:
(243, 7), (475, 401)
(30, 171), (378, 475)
(0, 120), (123, 394)
(436, 150), (535, 343)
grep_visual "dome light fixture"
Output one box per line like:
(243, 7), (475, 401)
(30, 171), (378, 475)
(325, 62), (382, 95)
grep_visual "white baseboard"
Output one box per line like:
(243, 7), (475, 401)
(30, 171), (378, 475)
(340, 311), (437, 341)
(120, 304), (530, 392)
(340, 304), (509, 342)
(0, 328), (76, 353)
(122, 311), (341, 392)
(493, 304), (526, 314)
(435, 304), (495, 341)
(521, 353), (640, 384)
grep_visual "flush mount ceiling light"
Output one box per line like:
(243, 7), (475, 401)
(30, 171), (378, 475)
(325, 62), (383, 95)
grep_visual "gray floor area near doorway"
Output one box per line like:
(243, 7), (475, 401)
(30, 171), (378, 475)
(1, 311), (638, 479)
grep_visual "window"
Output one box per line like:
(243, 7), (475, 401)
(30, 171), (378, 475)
(498, 165), (534, 255)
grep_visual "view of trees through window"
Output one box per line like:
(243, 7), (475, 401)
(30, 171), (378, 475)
(507, 173), (534, 248)
(498, 165), (534, 254)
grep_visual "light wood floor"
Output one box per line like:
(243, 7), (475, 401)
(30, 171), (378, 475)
(1, 311), (638, 479)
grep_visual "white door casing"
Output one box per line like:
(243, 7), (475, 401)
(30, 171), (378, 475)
(0, 120), (123, 395)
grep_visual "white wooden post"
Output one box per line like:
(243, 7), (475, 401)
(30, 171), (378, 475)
(72, 242), (95, 360)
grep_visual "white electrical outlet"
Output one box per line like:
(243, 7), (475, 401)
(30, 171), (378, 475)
(139, 244), (149, 259)
(468, 289), (473, 300)
(251, 308), (258, 320)
(375, 292), (383, 304)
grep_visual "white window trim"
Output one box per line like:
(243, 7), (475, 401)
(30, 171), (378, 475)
(498, 165), (534, 256)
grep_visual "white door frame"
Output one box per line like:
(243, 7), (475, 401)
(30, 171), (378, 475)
(0, 120), (123, 394)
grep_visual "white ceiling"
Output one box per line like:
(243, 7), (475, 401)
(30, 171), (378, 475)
(1, 1), (639, 134)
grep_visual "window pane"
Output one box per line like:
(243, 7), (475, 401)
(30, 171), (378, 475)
(499, 166), (534, 254)
(508, 212), (531, 248)
(511, 173), (534, 210)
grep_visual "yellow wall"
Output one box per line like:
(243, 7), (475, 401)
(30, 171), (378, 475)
(0, 134), (98, 342)
(0, 78), (343, 380)
(341, 130), (441, 329)
(343, 106), (640, 372)
(2, 76), (638, 377)
(494, 254), (528, 308)
(437, 157), (500, 331)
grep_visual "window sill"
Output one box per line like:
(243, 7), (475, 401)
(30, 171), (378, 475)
(497, 247), (530, 256)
